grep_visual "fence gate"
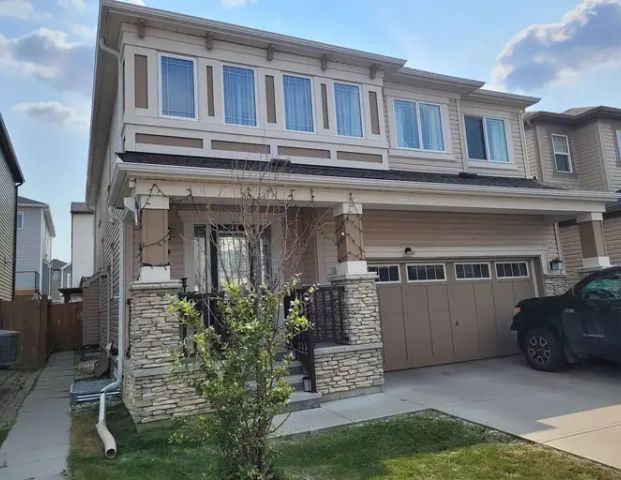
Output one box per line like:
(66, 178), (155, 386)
(48, 302), (82, 352)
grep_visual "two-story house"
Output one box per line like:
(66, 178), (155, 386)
(0, 113), (25, 302)
(50, 258), (71, 302)
(88, 1), (618, 425)
(524, 106), (621, 284)
(15, 196), (55, 298)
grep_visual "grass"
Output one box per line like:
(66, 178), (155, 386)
(69, 404), (621, 480)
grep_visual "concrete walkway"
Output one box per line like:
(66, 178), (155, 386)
(0, 352), (74, 480)
(276, 356), (621, 470)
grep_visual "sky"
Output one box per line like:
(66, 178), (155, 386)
(1, 0), (621, 263)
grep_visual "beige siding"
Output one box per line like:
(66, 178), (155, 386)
(558, 224), (582, 285)
(168, 208), (184, 280)
(604, 216), (621, 266)
(598, 120), (621, 191)
(0, 151), (16, 301)
(532, 122), (580, 188)
(82, 273), (101, 346)
(524, 125), (542, 180)
(572, 122), (607, 191)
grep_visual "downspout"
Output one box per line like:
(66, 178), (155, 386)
(97, 207), (125, 458)
(96, 35), (124, 458)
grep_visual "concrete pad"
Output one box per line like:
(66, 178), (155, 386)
(546, 424), (621, 470)
(321, 393), (425, 422)
(274, 407), (350, 436)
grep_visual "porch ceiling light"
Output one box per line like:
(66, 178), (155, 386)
(404, 247), (414, 256)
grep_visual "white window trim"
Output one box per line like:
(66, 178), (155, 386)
(406, 263), (447, 283)
(158, 52), (199, 121)
(333, 80), (365, 139)
(494, 261), (530, 279)
(465, 115), (511, 164)
(551, 134), (573, 173)
(281, 72), (316, 134)
(368, 264), (401, 284)
(616, 130), (621, 162)
(454, 262), (492, 281)
(392, 98), (447, 153)
(222, 63), (260, 129)
(16, 211), (23, 229)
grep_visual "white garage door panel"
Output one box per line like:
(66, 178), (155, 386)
(376, 259), (536, 371)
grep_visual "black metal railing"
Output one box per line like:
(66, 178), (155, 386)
(284, 285), (347, 392)
(179, 292), (228, 339)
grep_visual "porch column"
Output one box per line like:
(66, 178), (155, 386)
(312, 202), (384, 400)
(138, 195), (170, 282)
(577, 213), (610, 271)
(333, 202), (367, 276)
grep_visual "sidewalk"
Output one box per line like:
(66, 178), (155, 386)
(0, 352), (74, 480)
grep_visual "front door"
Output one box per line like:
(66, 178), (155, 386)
(562, 270), (621, 360)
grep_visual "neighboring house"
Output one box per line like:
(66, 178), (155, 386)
(15, 196), (55, 298)
(70, 202), (95, 287)
(87, 1), (617, 425)
(50, 259), (71, 302)
(524, 106), (621, 283)
(0, 112), (25, 301)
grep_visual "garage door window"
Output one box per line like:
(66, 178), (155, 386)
(455, 263), (491, 280)
(495, 262), (529, 279)
(368, 265), (400, 283)
(407, 264), (446, 282)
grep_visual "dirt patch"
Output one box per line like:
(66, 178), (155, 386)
(0, 368), (41, 430)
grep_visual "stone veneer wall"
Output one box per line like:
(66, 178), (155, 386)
(543, 274), (572, 296)
(123, 281), (208, 425)
(314, 273), (384, 399)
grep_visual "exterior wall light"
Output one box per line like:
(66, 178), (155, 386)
(404, 247), (414, 256)
(549, 258), (563, 272)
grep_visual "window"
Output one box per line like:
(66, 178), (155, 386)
(580, 272), (621, 301)
(394, 99), (444, 151)
(160, 55), (196, 118)
(455, 263), (491, 280)
(52, 270), (60, 280)
(16, 211), (23, 229)
(495, 262), (529, 279)
(616, 130), (621, 160)
(551, 134), (572, 173)
(368, 265), (400, 283)
(334, 82), (362, 137)
(464, 116), (509, 162)
(223, 65), (257, 126)
(407, 264), (446, 282)
(283, 74), (314, 132)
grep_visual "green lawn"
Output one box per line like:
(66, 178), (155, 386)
(69, 404), (620, 480)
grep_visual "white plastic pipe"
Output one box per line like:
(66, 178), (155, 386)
(97, 392), (117, 458)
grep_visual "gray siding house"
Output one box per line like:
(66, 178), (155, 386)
(15, 196), (55, 298)
(0, 112), (25, 301)
(524, 106), (621, 283)
(50, 259), (71, 302)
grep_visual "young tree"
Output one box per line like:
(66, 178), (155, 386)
(167, 160), (331, 479)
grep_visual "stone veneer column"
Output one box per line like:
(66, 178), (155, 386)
(313, 201), (384, 400)
(123, 280), (208, 425)
(543, 274), (571, 296)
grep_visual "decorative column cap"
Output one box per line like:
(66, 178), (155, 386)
(129, 280), (182, 291)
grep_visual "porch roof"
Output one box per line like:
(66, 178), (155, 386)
(118, 151), (557, 191)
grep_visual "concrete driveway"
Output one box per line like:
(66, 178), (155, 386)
(384, 355), (621, 469)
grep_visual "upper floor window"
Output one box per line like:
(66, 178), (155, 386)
(465, 116), (509, 162)
(16, 211), (23, 229)
(394, 99), (444, 151)
(334, 82), (363, 137)
(160, 55), (196, 119)
(551, 134), (572, 173)
(283, 74), (314, 132)
(223, 65), (257, 126)
(616, 130), (621, 161)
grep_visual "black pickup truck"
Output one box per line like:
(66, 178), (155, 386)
(511, 266), (621, 371)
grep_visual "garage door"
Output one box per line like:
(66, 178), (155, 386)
(371, 260), (536, 371)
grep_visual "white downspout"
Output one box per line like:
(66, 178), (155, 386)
(96, 35), (124, 458)
(97, 207), (125, 458)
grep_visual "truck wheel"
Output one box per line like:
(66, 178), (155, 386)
(523, 326), (566, 371)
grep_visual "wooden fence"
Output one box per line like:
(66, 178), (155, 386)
(0, 298), (83, 368)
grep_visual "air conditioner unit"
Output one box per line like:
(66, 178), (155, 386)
(0, 330), (20, 367)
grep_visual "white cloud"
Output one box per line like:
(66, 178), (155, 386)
(0, 28), (94, 96)
(0, 0), (50, 21)
(71, 23), (96, 39)
(120, 0), (146, 5)
(221, 0), (256, 8)
(492, 0), (621, 91)
(57, 0), (85, 10)
(13, 101), (90, 129)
